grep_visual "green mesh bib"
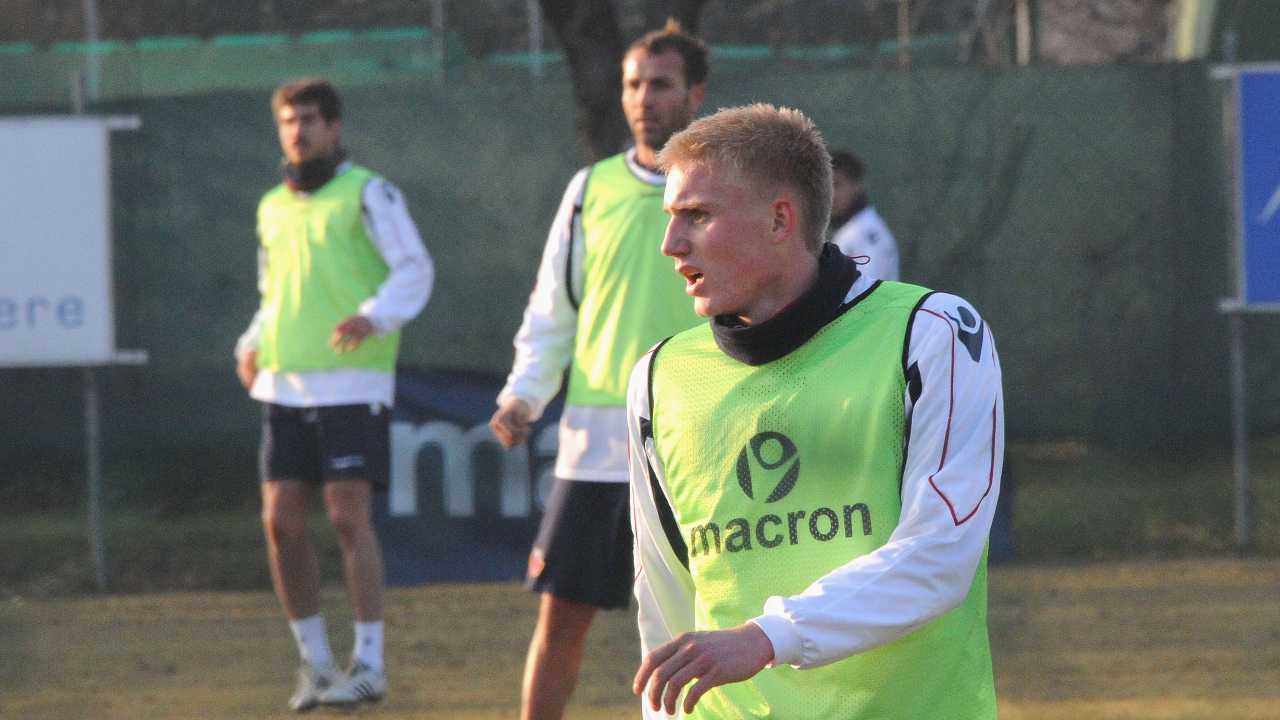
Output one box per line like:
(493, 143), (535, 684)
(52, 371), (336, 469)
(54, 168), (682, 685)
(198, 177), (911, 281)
(565, 154), (702, 406)
(650, 281), (995, 719)
(256, 166), (399, 373)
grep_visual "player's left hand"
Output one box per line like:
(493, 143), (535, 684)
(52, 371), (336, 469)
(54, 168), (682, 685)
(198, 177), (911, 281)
(330, 315), (375, 353)
(633, 623), (775, 716)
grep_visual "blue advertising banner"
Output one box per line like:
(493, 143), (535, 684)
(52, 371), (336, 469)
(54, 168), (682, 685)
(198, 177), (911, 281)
(375, 367), (561, 585)
(1239, 70), (1280, 305)
(377, 367), (1017, 586)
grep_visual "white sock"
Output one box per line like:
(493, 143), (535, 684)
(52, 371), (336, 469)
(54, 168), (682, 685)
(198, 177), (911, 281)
(288, 614), (334, 669)
(353, 621), (384, 671)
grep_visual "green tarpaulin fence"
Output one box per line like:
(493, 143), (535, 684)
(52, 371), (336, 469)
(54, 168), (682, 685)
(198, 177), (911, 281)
(3, 60), (1276, 496)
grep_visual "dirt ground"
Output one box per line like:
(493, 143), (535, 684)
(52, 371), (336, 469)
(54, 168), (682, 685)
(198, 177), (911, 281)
(2, 557), (1277, 719)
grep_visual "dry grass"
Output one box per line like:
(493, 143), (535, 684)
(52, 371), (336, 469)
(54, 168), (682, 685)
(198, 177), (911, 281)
(5, 438), (1278, 601)
(2, 558), (1277, 719)
(991, 559), (1280, 720)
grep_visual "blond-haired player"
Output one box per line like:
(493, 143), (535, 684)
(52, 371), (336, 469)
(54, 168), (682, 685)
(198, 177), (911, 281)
(628, 104), (1003, 718)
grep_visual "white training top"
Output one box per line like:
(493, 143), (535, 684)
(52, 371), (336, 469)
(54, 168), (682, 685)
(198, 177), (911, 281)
(235, 162), (434, 408)
(627, 278), (1004, 693)
(497, 148), (666, 483)
(831, 206), (900, 282)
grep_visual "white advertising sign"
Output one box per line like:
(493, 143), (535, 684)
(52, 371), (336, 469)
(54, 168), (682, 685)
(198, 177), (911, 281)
(0, 118), (115, 366)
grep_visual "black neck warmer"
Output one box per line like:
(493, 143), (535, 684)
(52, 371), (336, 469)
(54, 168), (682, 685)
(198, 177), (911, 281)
(283, 148), (346, 192)
(710, 243), (863, 366)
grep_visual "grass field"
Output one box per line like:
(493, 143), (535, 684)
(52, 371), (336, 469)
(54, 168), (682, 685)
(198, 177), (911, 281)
(2, 441), (1278, 717)
(4, 439), (1278, 599)
(2, 558), (1277, 719)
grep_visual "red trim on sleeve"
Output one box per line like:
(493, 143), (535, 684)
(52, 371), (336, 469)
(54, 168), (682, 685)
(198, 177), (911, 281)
(919, 309), (994, 526)
(954, 404), (998, 525)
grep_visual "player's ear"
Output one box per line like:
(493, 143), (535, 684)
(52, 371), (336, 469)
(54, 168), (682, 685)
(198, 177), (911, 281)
(769, 195), (797, 243)
(687, 83), (706, 113)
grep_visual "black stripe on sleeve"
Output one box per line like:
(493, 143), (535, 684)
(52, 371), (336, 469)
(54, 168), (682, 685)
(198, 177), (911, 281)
(564, 170), (591, 312)
(899, 291), (935, 491)
(901, 361), (923, 492)
(901, 291), (936, 382)
(643, 337), (688, 570)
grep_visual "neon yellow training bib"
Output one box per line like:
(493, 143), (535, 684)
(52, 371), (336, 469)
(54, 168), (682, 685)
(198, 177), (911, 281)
(255, 166), (399, 374)
(650, 281), (995, 719)
(566, 153), (702, 407)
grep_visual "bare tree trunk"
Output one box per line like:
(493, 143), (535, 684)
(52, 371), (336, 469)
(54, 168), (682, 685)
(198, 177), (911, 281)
(538, 0), (628, 163)
(539, 0), (708, 164)
(896, 0), (911, 69)
(644, 0), (711, 35)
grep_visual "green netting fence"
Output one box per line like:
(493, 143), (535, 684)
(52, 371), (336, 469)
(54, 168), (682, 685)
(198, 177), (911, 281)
(3, 60), (1276, 505)
(0, 29), (968, 108)
(0, 27), (460, 107)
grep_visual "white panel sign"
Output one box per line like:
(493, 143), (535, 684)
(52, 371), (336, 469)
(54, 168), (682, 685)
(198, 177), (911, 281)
(0, 118), (115, 366)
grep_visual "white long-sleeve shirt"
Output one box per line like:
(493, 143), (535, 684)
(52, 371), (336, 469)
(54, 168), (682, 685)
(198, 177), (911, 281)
(235, 163), (434, 408)
(498, 148), (666, 482)
(628, 277), (1003, 701)
(831, 206), (899, 282)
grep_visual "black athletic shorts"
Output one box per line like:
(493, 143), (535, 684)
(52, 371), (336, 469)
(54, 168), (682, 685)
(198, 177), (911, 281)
(259, 403), (389, 490)
(525, 478), (633, 609)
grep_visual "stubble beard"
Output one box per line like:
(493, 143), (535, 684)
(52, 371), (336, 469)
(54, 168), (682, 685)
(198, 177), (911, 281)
(638, 107), (693, 158)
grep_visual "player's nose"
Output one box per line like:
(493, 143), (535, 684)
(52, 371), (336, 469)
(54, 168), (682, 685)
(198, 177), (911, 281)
(661, 221), (686, 257)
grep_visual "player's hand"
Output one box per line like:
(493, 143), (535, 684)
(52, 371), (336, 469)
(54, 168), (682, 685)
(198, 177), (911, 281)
(633, 623), (775, 715)
(236, 350), (258, 390)
(489, 398), (533, 448)
(330, 315), (375, 353)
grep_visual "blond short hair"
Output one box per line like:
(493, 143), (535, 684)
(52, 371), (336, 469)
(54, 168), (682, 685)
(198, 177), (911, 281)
(658, 103), (832, 254)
